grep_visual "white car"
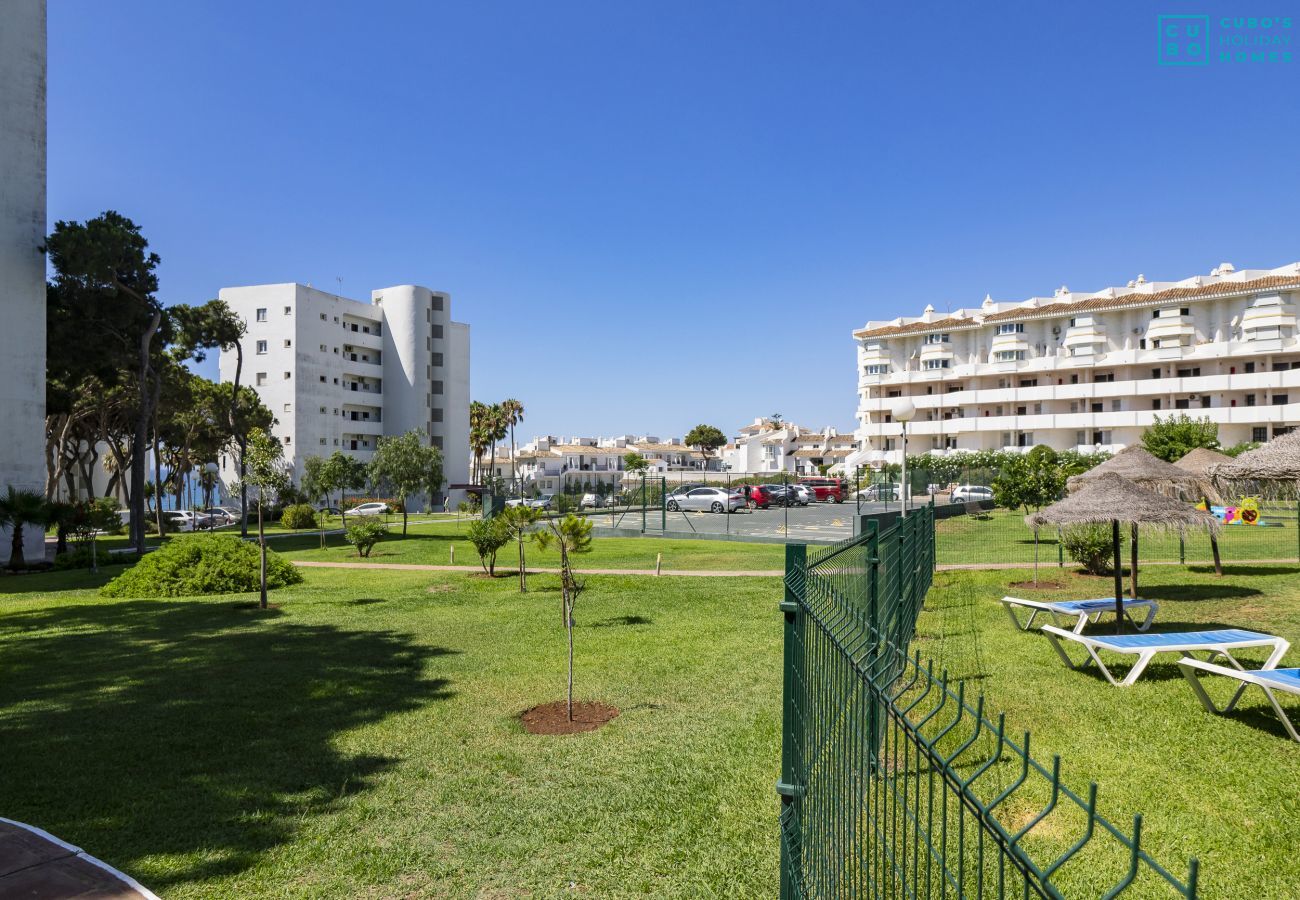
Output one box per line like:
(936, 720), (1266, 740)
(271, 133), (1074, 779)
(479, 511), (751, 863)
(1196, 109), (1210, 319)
(350, 502), (391, 517)
(791, 485), (814, 506)
(526, 494), (555, 510)
(579, 493), (605, 509)
(951, 485), (994, 503)
(665, 487), (746, 513)
(162, 510), (213, 532)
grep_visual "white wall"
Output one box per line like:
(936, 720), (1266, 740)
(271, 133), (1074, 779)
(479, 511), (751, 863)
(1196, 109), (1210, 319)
(0, 0), (47, 563)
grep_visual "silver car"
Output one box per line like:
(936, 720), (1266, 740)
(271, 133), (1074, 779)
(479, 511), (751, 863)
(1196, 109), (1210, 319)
(665, 487), (746, 513)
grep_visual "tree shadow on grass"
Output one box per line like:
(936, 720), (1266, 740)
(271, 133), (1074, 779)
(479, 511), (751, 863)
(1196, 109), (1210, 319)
(0, 598), (453, 890)
(1186, 564), (1300, 577)
(1137, 583), (1264, 601)
(588, 615), (652, 628)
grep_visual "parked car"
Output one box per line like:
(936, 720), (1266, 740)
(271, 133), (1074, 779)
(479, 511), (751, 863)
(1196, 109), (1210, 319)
(791, 485), (815, 506)
(579, 493), (605, 509)
(763, 484), (804, 507)
(202, 507), (238, 525)
(743, 485), (772, 509)
(350, 502), (391, 517)
(162, 510), (213, 532)
(526, 494), (555, 510)
(951, 485), (994, 503)
(798, 476), (845, 503)
(665, 486), (746, 513)
(856, 483), (901, 502)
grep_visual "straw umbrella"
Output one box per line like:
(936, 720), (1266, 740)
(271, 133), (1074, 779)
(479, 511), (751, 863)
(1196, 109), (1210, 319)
(1210, 429), (1300, 496)
(1027, 473), (1220, 632)
(1174, 447), (1234, 572)
(1067, 446), (1208, 584)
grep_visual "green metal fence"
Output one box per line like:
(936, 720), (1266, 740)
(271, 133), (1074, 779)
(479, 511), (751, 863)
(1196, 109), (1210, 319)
(778, 504), (1200, 898)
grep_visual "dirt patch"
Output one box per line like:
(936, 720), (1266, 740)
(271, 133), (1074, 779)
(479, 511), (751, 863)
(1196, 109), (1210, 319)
(1007, 580), (1065, 590)
(520, 700), (619, 735)
(426, 583), (457, 593)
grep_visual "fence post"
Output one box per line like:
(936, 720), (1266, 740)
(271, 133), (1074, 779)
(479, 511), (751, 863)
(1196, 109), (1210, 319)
(1058, 526), (1064, 568)
(865, 518), (884, 770)
(778, 543), (806, 898)
(1295, 500), (1299, 563)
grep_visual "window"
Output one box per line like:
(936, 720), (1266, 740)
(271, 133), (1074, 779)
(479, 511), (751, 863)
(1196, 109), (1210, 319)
(319, 406), (326, 413)
(1248, 393), (1260, 407)
(923, 358), (949, 370)
(1246, 362), (1256, 373)
(333, 347), (339, 354)
(1069, 402), (1079, 413)
(255, 372), (267, 386)
(256, 340), (267, 354)
(1111, 399), (1121, 411)
(432, 380), (444, 394)
(431, 352), (444, 366)
(1018, 379), (1038, 387)
(255, 308), (267, 322)
(993, 350), (1026, 362)
(320, 344), (327, 352)
(1254, 427), (1269, 442)
(1139, 339), (1147, 349)
(924, 333), (950, 344)
(431, 408), (443, 423)
(1175, 399), (1190, 410)
(1201, 396), (1211, 409)
(431, 324), (444, 339)
(1276, 426), (1295, 438)
(283, 436), (291, 445)
(320, 313), (327, 321)
(1273, 394), (1289, 406)
(865, 364), (890, 375)
(1151, 368), (1162, 379)
(1070, 374), (1079, 384)
(1152, 398), (1162, 410)
(1069, 318), (1077, 327)
(998, 323), (1025, 334)
(283, 403), (291, 412)
(1016, 406), (1027, 416)
(1090, 403), (1103, 413)
(283, 306), (291, 315)
(283, 371), (291, 380)
(1177, 367), (1200, 377)
(320, 438), (326, 445)
(1094, 373), (1114, 383)
(284, 339), (292, 348)
(1275, 362), (1291, 372)
(1181, 307), (1190, 316)
(886, 390), (902, 398)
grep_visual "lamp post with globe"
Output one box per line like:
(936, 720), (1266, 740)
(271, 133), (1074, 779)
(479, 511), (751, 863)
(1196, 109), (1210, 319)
(892, 399), (916, 517)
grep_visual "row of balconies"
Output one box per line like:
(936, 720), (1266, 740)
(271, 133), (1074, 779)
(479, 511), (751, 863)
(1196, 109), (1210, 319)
(866, 370), (1300, 410)
(859, 402), (1300, 438)
(858, 337), (1293, 389)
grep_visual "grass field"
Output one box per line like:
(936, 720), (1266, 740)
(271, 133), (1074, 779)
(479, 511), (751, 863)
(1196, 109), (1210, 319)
(5, 541), (1300, 896)
(0, 565), (781, 898)
(937, 504), (1300, 567)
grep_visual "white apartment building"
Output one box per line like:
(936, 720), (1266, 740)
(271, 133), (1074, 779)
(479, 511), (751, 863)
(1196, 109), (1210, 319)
(218, 283), (470, 508)
(0, 0), (47, 563)
(851, 262), (1300, 467)
(484, 435), (710, 493)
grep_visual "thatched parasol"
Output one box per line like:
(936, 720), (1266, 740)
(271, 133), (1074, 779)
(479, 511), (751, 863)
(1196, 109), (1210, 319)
(1174, 447), (1234, 504)
(1027, 473), (1219, 632)
(1210, 429), (1300, 497)
(1066, 445), (1201, 497)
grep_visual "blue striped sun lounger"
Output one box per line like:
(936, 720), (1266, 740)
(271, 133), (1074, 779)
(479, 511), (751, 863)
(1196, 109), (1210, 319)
(1179, 661), (1300, 742)
(1040, 626), (1291, 687)
(1001, 596), (1158, 634)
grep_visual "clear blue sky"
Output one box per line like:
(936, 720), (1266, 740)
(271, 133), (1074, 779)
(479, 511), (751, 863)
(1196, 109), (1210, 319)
(48, 1), (1299, 441)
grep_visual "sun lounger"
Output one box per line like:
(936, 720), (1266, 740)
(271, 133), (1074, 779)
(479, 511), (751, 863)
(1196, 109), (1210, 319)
(1178, 659), (1300, 742)
(1001, 596), (1158, 634)
(1039, 626), (1290, 687)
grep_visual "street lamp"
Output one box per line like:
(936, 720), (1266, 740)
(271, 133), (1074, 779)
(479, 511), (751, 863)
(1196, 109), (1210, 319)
(893, 399), (916, 516)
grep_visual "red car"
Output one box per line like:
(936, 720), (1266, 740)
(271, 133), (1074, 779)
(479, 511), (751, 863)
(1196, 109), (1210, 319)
(799, 476), (845, 503)
(740, 485), (772, 509)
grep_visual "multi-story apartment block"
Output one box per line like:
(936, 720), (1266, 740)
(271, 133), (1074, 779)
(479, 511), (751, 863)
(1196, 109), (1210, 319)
(218, 283), (470, 507)
(0, 0), (47, 563)
(850, 262), (1300, 468)
(483, 435), (713, 493)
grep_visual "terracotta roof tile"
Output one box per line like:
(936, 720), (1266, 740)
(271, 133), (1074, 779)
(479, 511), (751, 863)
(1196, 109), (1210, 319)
(853, 316), (976, 340)
(981, 275), (1300, 323)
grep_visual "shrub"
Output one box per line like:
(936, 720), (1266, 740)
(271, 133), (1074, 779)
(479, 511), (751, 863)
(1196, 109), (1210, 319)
(53, 546), (139, 570)
(345, 520), (387, 558)
(1061, 524), (1114, 576)
(99, 534), (303, 598)
(466, 516), (511, 575)
(280, 503), (318, 530)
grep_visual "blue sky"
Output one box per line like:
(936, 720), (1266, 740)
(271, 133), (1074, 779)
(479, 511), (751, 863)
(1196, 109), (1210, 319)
(48, 1), (1299, 440)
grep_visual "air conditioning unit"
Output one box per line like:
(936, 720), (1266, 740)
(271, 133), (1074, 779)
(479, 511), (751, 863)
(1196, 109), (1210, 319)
(1051, 326), (1061, 336)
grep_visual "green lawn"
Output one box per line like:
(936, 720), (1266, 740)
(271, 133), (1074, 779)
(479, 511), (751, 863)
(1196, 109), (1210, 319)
(914, 563), (1300, 899)
(937, 505), (1300, 567)
(274, 518), (787, 572)
(5, 546), (1299, 897)
(0, 565), (781, 898)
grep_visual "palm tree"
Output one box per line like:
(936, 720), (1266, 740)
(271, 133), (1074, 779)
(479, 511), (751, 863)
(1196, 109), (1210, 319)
(487, 402), (508, 487)
(469, 401), (490, 484)
(501, 398), (524, 490)
(0, 487), (48, 571)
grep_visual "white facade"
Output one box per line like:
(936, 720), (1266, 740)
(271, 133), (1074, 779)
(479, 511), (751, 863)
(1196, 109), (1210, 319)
(851, 262), (1300, 467)
(218, 283), (470, 508)
(0, 0), (47, 562)
(722, 419), (852, 475)
(485, 434), (710, 492)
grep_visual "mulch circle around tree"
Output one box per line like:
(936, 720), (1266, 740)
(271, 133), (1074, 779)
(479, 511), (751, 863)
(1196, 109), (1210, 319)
(1007, 580), (1065, 590)
(520, 701), (619, 735)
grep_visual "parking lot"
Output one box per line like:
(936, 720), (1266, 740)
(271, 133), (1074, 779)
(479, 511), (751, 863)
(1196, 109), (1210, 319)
(597, 499), (901, 543)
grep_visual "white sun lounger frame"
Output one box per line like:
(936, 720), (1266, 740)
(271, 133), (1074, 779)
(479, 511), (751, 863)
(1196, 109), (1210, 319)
(1040, 626), (1290, 687)
(1178, 658), (1300, 742)
(1001, 596), (1158, 634)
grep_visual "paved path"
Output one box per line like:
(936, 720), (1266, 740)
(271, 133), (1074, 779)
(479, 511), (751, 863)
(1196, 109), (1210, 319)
(0, 818), (157, 898)
(293, 560), (786, 577)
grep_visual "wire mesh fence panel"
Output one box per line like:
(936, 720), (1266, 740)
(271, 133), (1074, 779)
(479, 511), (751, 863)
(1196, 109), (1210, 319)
(779, 505), (1200, 898)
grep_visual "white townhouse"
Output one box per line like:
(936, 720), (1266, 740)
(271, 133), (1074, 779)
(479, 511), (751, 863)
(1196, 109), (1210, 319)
(722, 418), (853, 475)
(0, 0), (47, 563)
(484, 434), (711, 493)
(850, 262), (1300, 468)
(218, 283), (471, 508)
